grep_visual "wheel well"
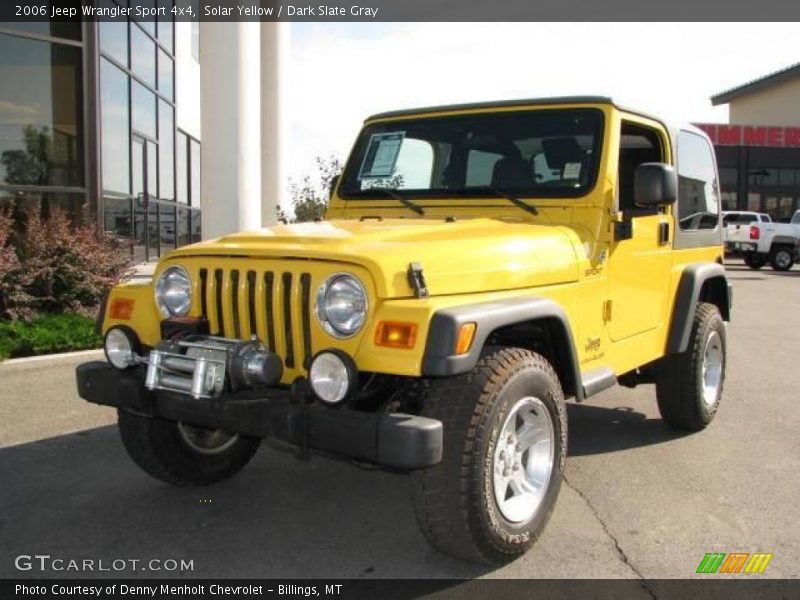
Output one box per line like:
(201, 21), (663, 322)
(698, 277), (730, 321)
(485, 318), (578, 398)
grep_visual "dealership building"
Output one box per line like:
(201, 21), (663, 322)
(695, 62), (800, 222)
(0, 16), (286, 262)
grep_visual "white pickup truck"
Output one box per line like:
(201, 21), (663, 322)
(723, 210), (800, 271)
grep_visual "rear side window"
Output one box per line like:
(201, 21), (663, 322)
(759, 214), (772, 223)
(677, 131), (720, 231)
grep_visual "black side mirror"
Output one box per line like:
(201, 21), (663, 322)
(329, 174), (340, 199)
(634, 163), (677, 207)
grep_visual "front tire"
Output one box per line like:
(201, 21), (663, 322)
(411, 347), (567, 565)
(656, 303), (726, 431)
(117, 410), (261, 486)
(769, 247), (794, 271)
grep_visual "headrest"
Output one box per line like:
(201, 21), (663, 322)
(542, 137), (583, 171)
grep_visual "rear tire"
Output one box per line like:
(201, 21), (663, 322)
(769, 247), (794, 271)
(117, 410), (260, 486)
(743, 253), (766, 270)
(656, 303), (726, 431)
(410, 347), (567, 565)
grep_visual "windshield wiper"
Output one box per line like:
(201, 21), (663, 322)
(476, 186), (538, 216)
(362, 187), (425, 215)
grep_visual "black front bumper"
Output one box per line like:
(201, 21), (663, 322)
(76, 362), (442, 471)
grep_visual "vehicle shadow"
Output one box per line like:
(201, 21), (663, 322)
(0, 425), (488, 581)
(567, 402), (690, 457)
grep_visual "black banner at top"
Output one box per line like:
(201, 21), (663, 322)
(2, 0), (800, 22)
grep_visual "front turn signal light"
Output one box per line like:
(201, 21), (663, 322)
(109, 298), (135, 320)
(455, 322), (477, 355)
(375, 321), (418, 349)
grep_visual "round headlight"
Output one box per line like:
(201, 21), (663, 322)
(104, 326), (139, 370)
(315, 273), (367, 338)
(309, 351), (357, 404)
(155, 265), (192, 318)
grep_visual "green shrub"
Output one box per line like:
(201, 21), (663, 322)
(0, 204), (131, 320)
(0, 312), (101, 359)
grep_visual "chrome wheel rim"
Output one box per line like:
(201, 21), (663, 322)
(177, 423), (239, 455)
(702, 331), (723, 407)
(492, 396), (555, 524)
(775, 251), (792, 269)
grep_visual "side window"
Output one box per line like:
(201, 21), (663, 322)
(677, 131), (720, 231)
(618, 122), (664, 212)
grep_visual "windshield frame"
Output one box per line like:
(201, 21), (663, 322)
(338, 108), (606, 202)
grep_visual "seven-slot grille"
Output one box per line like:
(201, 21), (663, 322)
(198, 268), (313, 371)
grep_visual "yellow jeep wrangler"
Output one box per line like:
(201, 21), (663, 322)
(77, 97), (731, 565)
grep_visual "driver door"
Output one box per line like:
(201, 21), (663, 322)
(607, 120), (673, 341)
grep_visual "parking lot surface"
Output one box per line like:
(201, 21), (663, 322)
(1, 260), (798, 580)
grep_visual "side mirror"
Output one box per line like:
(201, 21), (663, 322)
(634, 163), (677, 207)
(329, 174), (340, 199)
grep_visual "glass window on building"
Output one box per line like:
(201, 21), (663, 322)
(100, 59), (130, 194)
(190, 208), (201, 243)
(98, 1), (129, 66)
(177, 205), (190, 246)
(158, 101), (174, 202)
(103, 196), (133, 248)
(157, 1), (174, 53)
(190, 138), (200, 207)
(159, 201), (176, 250)
(0, 16), (82, 42)
(130, 23), (156, 87)
(677, 130), (719, 231)
(131, 81), (157, 138)
(0, 190), (86, 225)
(0, 34), (83, 188)
(157, 48), (174, 100)
(135, 0), (157, 36)
(176, 131), (188, 204)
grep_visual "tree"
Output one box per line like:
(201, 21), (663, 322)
(277, 155), (342, 223)
(1, 125), (52, 186)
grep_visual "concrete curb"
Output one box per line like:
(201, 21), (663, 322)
(0, 348), (103, 366)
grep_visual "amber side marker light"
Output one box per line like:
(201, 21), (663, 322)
(455, 322), (477, 355)
(375, 321), (418, 349)
(109, 298), (135, 320)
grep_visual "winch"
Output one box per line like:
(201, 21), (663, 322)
(144, 336), (283, 399)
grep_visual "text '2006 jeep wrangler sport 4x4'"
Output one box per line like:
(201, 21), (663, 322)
(77, 97), (732, 565)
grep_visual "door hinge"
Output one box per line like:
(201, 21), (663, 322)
(603, 300), (613, 322)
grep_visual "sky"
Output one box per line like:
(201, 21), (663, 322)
(285, 22), (800, 188)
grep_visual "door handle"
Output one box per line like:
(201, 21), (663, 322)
(658, 221), (670, 245)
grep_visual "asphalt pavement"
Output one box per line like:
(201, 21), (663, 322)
(1, 260), (798, 580)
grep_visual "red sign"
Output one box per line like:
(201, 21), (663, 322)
(694, 123), (800, 148)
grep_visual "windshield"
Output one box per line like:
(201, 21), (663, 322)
(339, 109), (604, 200)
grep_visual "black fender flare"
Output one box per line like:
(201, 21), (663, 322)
(421, 297), (584, 400)
(667, 263), (731, 354)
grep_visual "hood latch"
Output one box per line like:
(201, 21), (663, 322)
(407, 262), (429, 299)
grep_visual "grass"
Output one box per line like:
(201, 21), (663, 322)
(0, 313), (102, 360)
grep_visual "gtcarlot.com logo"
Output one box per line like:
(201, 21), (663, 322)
(696, 552), (773, 574)
(14, 554), (194, 573)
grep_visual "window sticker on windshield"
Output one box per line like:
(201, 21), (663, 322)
(359, 132), (405, 179)
(563, 162), (582, 179)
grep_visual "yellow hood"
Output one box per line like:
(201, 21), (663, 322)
(167, 218), (582, 298)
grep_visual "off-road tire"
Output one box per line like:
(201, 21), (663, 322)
(410, 347), (567, 565)
(117, 409), (260, 486)
(769, 247), (794, 272)
(656, 303), (726, 431)
(743, 253), (766, 270)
